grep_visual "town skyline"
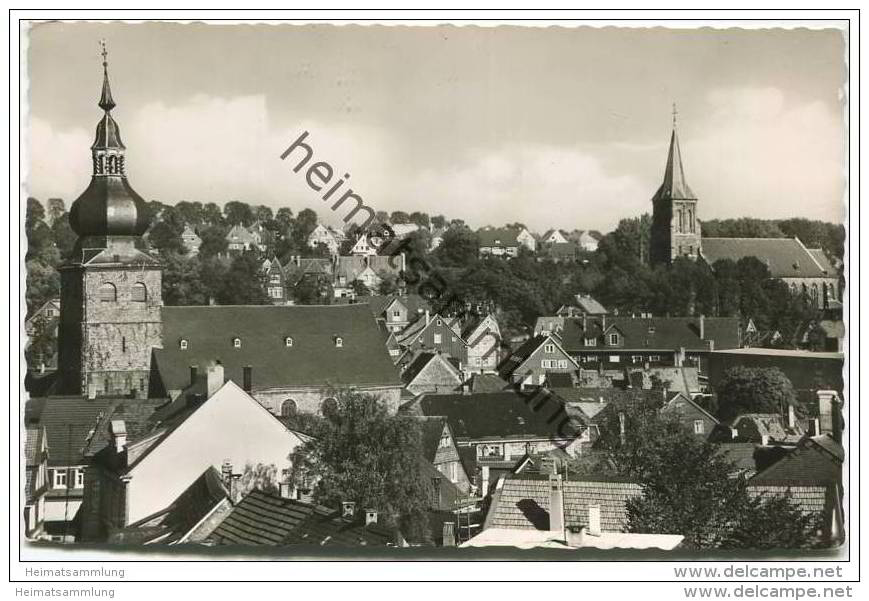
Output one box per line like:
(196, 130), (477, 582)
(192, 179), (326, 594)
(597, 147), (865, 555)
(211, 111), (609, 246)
(27, 22), (846, 232)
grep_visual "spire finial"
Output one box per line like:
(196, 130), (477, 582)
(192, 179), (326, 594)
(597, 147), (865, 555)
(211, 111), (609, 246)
(672, 102), (678, 129)
(98, 39), (116, 112)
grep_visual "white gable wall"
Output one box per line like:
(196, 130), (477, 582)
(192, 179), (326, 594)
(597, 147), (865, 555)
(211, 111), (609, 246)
(126, 381), (303, 524)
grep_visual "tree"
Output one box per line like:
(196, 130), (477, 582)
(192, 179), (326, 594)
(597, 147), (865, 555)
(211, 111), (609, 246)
(289, 390), (432, 542)
(215, 253), (271, 305)
(390, 211), (410, 224)
(431, 215), (447, 229)
(147, 208), (186, 255)
(293, 275), (333, 305)
(409, 211), (430, 229)
(714, 366), (799, 423)
(198, 225), (229, 257)
(351, 280), (370, 297)
(237, 462), (280, 498)
(275, 207), (294, 234)
(202, 202), (224, 226)
(433, 227), (479, 267)
(46, 198), (66, 225)
(253, 205), (274, 223)
(174, 201), (204, 226)
(223, 200), (255, 226)
(603, 404), (821, 549)
(161, 252), (210, 305)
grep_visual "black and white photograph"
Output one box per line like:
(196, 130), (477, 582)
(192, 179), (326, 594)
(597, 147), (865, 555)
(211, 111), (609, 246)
(10, 8), (859, 596)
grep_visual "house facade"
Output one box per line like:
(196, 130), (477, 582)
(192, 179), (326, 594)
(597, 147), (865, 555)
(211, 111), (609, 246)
(463, 314), (501, 373)
(395, 312), (469, 364)
(261, 258), (288, 304)
(307, 224), (340, 255)
(498, 334), (579, 387)
(478, 226), (536, 257)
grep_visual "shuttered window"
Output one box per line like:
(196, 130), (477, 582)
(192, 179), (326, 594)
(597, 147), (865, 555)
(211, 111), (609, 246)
(98, 283), (116, 302)
(131, 282), (147, 302)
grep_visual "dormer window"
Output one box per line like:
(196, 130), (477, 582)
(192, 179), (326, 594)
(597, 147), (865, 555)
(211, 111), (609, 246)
(335, 337), (343, 348)
(609, 333), (619, 345)
(179, 339), (188, 350)
(584, 337), (596, 347)
(233, 337), (242, 349)
(285, 337), (294, 347)
(544, 344), (555, 353)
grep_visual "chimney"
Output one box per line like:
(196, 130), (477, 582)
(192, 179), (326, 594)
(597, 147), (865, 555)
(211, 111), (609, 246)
(812, 418), (821, 437)
(425, 309), (431, 326)
(342, 501), (356, 519)
(548, 473), (565, 540)
(110, 420), (127, 453)
(831, 397), (843, 444)
(587, 504), (601, 537)
(676, 347), (686, 367)
(206, 362), (225, 398)
(699, 315), (706, 340)
(364, 509), (378, 526)
(243, 366), (252, 392)
(581, 313), (587, 331)
(601, 314), (607, 330)
(761, 434), (770, 446)
(87, 382), (97, 400)
(481, 465), (490, 496)
(221, 459), (233, 487)
(787, 403), (797, 429)
(189, 365), (198, 387)
(817, 390), (837, 434)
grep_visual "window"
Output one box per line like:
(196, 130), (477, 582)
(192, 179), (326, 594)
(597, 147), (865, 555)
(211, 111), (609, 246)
(52, 469), (67, 489)
(649, 355), (661, 362)
(179, 339), (188, 350)
(131, 282), (147, 302)
(632, 355), (643, 364)
(693, 420), (705, 435)
(74, 468), (85, 489)
(434, 333), (442, 344)
(584, 338), (596, 347)
(609, 333), (619, 345)
(544, 344), (555, 353)
(285, 337), (293, 347)
(269, 287), (283, 298)
(335, 337), (343, 348)
(233, 337), (242, 349)
(389, 349), (399, 356)
(558, 360), (569, 369)
(439, 432), (451, 449)
(436, 318), (442, 326)
(810, 284), (820, 308)
(541, 359), (551, 369)
(392, 310), (401, 319)
(98, 283), (117, 302)
(270, 274), (281, 284)
(280, 399), (297, 418)
(609, 355), (620, 363)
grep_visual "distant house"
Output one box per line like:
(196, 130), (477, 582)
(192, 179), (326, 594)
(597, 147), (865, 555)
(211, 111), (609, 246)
(395, 311), (469, 363)
(419, 416), (473, 494)
(367, 294), (431, 333)
(225, 224), (260, 253)
(559, 314), (741, 372)
(556, 294), (608, 318)
(478, 226), (536, 257)
(462, 314), (501, 374)
(349, 233), (378, 256)
(333, 255), (405, 298)
(464, 473), (683, 550)
(567, 230), (602, 252)
(260, 257), (288, 304)
(498, 334), (578, 388)
(727, 413), (804, 445)
(411, 391), (587, 488)
(25, 298), (61, 337)
(402, 351), (463, 395)
(79, 378), (306, 542)
(307, 224), (341, 255)
(24, 426), (49, 539)
(747, 434), (844, 547)
(546, 242), (582, 263)
(389, 223), (421, 239)
(150, 304), (404, 416)
(540, 229), (569, 245)
(283, 256), (334, 287)
(180, 225), (202, 255)
(429, 227), (446, 250)
(209, 491), (400, 547)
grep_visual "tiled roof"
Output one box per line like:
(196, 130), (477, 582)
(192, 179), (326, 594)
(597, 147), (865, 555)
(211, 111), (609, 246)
(29, 396), (126, 466)
(82, 397), (169, 459)
(366, 294), (430, 319)
(807, 249), (837, 275)
(714, 442), (761, 473)
(25, 426), (45, 467)
(560, 315), (741, 352)
(746, 483), (829, 518)
(110, 467), (228, 545)
(731, 413), (803, 443)
(417, 416), (448, 463)
(154, 304), (401, 392)
(417, 391), (580, 442)
(401, 352), (462, 389)
(478, 227), (520, 248)
(283, 507), (396, 547)
(467, 373), (510, 393)
(209, 490), (317, 545)
(499, 334), (575, 380)
(488, 475), (642, 532)
(751, 436), (842, 484)
(574, 295), (608, 315)
(701, 238), (828, 279)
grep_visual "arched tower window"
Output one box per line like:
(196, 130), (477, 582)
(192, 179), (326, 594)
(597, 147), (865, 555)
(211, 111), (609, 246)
(677, 209), (684, 233)
(131, 282), (147, 302)
(232, 337), (242, 349)
(810, 284), (819, 308)
(98, 283), (117, 302)
(321, 397), (338, 417)
(280, 399), (297, 418)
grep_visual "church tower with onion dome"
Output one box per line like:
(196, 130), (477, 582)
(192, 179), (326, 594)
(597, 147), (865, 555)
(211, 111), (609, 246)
(57, 43), (163, 396)
(649, 105), (702, 266)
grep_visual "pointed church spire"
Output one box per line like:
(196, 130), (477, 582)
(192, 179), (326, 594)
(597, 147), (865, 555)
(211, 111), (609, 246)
(654, 104), (696, 201)
(98, 39), (116, 112)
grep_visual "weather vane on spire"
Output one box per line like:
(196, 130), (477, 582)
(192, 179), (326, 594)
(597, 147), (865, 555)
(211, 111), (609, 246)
(98, 39), (116, 112)
(100, 39), (108, 66)
(672, 102), (678, 128)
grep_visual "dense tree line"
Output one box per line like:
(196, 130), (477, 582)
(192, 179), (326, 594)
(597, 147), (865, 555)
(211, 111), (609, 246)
(25, 197), (841, 349)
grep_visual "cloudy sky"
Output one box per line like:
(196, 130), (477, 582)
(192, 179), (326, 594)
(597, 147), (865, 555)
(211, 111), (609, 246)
(26, 21), (847, 232)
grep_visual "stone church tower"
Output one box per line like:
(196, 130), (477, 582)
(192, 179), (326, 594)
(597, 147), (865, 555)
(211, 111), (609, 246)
(649, 108), (701, 266)
(57, 46), (162, 397)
